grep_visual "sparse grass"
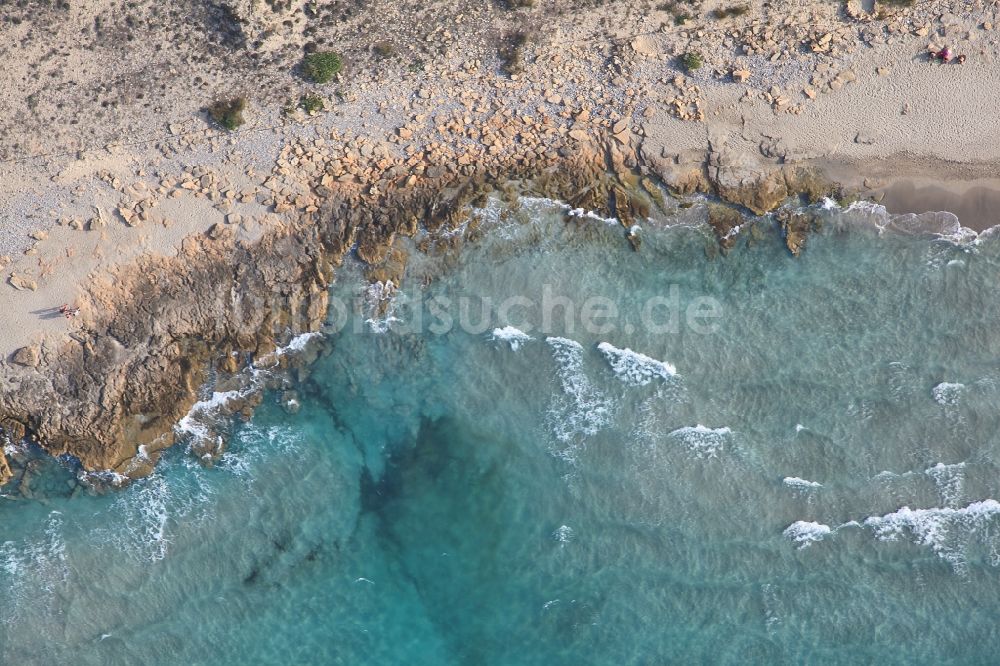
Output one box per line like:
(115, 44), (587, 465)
(207, 96), (247, 130)
(501, 0), (534, 8)
(373, 41), (395, 59)
(880, 0), (915, 5)
(680, 51), (703, 71)
(408, 59), (425, 73)
(301, 51), (343, 84)
(713, 4), (749, 19)
(299, 94), (324, 114)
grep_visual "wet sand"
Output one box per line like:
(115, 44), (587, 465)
(880, 179), (1000, 232)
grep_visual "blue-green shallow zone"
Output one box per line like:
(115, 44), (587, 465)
(3, 200), (1000, 664)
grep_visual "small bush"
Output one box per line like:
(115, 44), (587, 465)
(499, 31), (530, 76)
(658, 2), (694, 26)
(299, 94), (324, 114)
(501, 0), (534, 7)
(373, 41), (395, 58)
(301, 51), (343, 83)
(207, 97), (247, 130)
(680, 51), (703, 71)
(713, 4), (749, 19)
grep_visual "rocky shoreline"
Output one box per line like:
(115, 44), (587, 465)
(0, 121), (846, 489)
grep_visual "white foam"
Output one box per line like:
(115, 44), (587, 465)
(932, 382), (965, 405)
(491, 326), (533, 351)
(597, 342), (677, 386)
(217, 424), (302, 479)
(783, 476), (822, 489)
(862, 499), (1000, 570)
(78, 468), (130, 489)
(667, 424), (731, 458)
(925, 462), (966, 506)
(0, 512), (69, 629)
(553, 525), (574, 544)
(782, 521), (831, 549)
(794, 423), (806, 433)
(519, 195), (620, 226)
(363, 280), (401, 334)
(545, 337), (614, 447)
(94, 467), (216, 563)
(276, 331), (322, 354)
(175, 388), (246, 445)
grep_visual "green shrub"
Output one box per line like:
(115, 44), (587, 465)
(680, 51), (703, 71)
(301, 51), (343, 83)
(207, 97), (247, 130)
(299, 94), (324, 114)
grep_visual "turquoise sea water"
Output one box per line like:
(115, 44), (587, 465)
(4, 197), (1000, 664)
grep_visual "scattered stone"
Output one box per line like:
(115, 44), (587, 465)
(9, 273), (38, 291)
(854, 131), (877, 145)
(11, 345), (40, 368)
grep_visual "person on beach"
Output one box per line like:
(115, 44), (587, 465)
(930, 47), (953, 63)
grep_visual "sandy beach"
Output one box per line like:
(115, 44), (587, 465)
(1, 0), (999, 479)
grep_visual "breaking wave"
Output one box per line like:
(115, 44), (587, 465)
(666, 425), (731, 458)
(932, 382), (965, 406)
(597, 341), (677, 386)
(782, 521), (831, 549)
(491, 326), (533, 351)
(863, 499), (1000, 572)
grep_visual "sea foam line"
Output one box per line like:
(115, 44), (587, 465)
(518, 195), (620, 225)
(783, 476), (822, 489)
(175, 331), (323, 454)
(545, 336), (614, 447)
(785, 498), (1000, 569)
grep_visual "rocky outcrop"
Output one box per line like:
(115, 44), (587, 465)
(776, 209), (824, 257)
(0, 119), (843, 486)
(0, 450), (10, 487)
(0, 141), (623, 482)
(708, 141), (838, 215)
(639, 140), (711, 195)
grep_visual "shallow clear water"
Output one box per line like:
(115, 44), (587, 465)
(4, 199), (1000, 664)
